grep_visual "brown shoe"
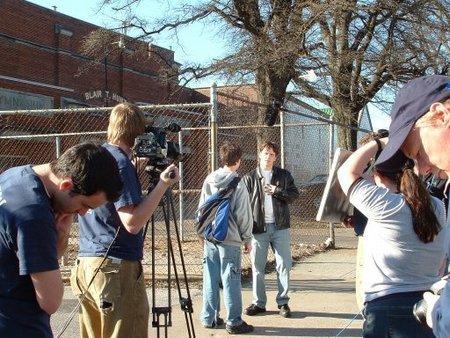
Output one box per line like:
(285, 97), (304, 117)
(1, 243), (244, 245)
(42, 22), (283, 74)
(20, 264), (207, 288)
(226, 321), (254, 334)
(203, 317), (225, 328)
(244, 304), (266, 316)
(279, 304), (292, 318)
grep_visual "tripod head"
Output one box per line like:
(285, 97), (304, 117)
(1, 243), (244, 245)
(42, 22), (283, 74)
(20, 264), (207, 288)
(143, 157), (176, 190)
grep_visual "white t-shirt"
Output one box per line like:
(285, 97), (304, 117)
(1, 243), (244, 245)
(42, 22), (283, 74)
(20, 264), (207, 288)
(349, 179), (447, 302)
(261, 169), (275, 223)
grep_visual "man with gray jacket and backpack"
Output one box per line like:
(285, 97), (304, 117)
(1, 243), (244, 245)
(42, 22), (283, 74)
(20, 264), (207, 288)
(198, 142), (254, 334)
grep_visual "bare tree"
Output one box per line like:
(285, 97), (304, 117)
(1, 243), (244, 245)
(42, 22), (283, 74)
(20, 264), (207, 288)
(85, 0), (449, 149)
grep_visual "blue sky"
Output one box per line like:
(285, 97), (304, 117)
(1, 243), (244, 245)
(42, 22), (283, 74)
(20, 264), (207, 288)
(28, 0), (390, 129)
(27, 0), (224, 87)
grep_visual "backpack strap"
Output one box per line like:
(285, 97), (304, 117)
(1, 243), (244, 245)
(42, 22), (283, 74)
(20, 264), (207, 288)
(214, 176), (241, 200)
(227, 176), (241, 190)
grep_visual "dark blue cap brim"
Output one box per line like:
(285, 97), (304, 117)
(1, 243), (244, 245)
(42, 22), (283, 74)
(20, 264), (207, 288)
(375, 124), (412, 172)
(375, 75), (450, 172)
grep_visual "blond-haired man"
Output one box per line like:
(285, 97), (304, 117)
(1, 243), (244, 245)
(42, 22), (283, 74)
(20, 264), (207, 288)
(71, 103), (180, 338)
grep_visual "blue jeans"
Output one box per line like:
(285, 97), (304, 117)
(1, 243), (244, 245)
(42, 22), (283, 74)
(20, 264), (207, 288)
(251, 223), (292, 307)
(363, 292), (435, 338)
(200, 241), (244, 327)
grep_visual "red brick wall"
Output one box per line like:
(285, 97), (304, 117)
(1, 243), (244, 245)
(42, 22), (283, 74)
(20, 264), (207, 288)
(0, 0), (204, 107)
(0, 0), (212, 174)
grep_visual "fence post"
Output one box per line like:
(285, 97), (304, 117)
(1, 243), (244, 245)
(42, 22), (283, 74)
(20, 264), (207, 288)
(328, 116), (336, 247)
(56, 136), (69, 265)
(279, 109), (285, 169)
(178, 131), (185, 241)
(210, 83), (218, 172)
(56, 136), (62, 158)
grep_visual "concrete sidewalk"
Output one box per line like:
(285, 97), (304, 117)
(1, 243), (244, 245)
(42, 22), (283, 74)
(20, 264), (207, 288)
(52, 231), (363, 338)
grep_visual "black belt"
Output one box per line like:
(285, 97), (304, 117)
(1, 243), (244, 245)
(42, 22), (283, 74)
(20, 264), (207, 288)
(367, 290), (428, 304)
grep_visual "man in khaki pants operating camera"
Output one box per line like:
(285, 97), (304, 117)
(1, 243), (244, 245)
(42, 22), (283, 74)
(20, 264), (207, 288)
(71, 103), (180, 338)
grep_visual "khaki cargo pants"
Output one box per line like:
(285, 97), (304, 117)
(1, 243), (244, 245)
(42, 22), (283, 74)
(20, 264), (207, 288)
(70, 257), (149, 338)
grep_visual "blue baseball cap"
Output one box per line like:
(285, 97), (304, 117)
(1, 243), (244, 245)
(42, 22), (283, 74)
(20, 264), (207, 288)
(375, 75), (450, 172)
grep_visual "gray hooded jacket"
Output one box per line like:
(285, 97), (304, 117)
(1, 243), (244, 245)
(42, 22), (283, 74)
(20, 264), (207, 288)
(198, 167), (253, 247)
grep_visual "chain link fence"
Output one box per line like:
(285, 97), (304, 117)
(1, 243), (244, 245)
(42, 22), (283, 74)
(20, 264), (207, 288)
(0, 90), (366, 281)
(0, 103), (212, 282)
(213, 91), (336, 271)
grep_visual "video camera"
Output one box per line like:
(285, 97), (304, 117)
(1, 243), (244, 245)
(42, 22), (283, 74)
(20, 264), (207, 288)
(133, 123), (183, 177)
(413, 276), (448, 327)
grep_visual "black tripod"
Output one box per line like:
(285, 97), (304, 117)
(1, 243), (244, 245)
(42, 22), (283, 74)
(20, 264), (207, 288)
(143, 170), (196, 338)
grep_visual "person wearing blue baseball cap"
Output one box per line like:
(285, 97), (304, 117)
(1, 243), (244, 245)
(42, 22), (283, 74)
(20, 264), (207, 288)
(375, 74), (450, 337)
(375, 75), (450, 174)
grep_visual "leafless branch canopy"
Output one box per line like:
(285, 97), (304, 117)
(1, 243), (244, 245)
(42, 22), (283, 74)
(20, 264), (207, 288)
(86, 0), (449, 148)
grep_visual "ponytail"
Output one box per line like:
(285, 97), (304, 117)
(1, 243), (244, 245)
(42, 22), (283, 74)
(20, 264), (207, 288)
(399, 168), (441, 243)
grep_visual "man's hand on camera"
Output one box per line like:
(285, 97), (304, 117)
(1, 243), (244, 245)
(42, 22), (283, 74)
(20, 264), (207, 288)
(423, 291), (439, 329)
(160, 164), (180, 185)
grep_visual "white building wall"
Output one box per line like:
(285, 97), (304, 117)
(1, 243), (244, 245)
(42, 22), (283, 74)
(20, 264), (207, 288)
(282, 99), (330, 184)
(282, 98), (374, 184)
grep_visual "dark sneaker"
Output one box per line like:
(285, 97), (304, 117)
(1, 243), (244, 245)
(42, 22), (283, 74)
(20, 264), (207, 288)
(226, 321), (254, 334)
(279, 304), (292, 318)
(244, 304), (266, 316)
(203, 317), (225, 328)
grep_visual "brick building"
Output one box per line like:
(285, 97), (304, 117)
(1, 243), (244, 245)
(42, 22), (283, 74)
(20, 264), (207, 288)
(0, 0), (214, 179)
(0, 0), (205, 111)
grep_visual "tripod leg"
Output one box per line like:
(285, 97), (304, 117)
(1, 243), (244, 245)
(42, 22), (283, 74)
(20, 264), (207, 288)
(163, 189), (196, 338)
(148, 190), (195, 337)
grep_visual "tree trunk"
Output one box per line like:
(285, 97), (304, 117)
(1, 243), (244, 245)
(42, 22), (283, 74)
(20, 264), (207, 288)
(333, 109), (359, 151)
(255, 67), (291, 149)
